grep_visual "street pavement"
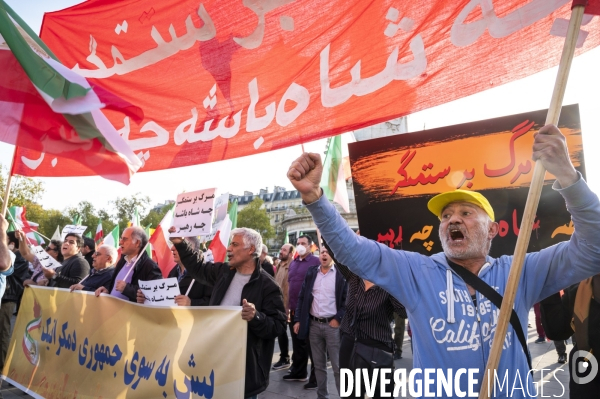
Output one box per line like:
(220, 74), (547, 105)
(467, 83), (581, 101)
(1, 308), (573, 398)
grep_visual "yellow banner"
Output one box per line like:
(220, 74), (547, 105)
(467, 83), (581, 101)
(1, 287), (247, 398)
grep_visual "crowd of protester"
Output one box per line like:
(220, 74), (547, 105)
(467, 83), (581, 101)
(0, 125), (599, 399)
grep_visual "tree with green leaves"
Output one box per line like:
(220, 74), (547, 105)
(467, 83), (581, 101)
(0, 164), (45, 207)
(111, 193), (151, 232)
(64, 201), (116, 239)
(237, 198), (275, 241)
(141, 203), (172, 229)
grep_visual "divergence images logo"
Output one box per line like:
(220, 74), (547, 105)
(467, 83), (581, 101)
(572, 350), (598, 385)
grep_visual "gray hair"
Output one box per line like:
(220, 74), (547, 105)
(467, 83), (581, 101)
(129, 226), (148, 250)
(185, 236), (201, 252)
(98, 244), (118, 266)
(231, 227), (262, 258)
(261, 244), (268, 254)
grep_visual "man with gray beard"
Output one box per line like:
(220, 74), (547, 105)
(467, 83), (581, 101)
(286, 124), (600, 399)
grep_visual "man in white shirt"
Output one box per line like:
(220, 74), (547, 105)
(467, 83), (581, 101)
(294, 248), (347, 399)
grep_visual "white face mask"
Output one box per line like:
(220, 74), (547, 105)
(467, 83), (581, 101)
(296, 245), (307, 256)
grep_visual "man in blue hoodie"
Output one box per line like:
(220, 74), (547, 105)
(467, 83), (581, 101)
(287, 124), (600, 398)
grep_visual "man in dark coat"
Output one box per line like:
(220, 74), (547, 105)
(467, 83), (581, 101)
(81, 237), (96, 268)
(44, 233), (89, 289)
(259, 244), (275, 277)
(70, 244), (117, 292)
(171, 226), (286, 399)
(95, 227), (162, 302)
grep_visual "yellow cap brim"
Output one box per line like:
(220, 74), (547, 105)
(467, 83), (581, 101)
(427, 190), (494, 221)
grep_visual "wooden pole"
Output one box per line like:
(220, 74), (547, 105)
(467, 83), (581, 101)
(1, 146), (17, 217)
(478, 5), (585, 398)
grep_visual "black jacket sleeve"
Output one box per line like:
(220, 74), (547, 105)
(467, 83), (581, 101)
(123, 258), (162, 301)
(294, 276), (308, 324)
(247, 280), (287, 340)
(334, 276), (347, 323)
(174, 241), (222, 287)
(189, 283), (213, 306)
(55, 257), (89, 287)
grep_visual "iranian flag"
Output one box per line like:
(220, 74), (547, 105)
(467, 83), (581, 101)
(7, 206), (32, 233)
(209, 200), (238, 263)
(103, 225), (119, 249)
(149, 206), (175, 277)
(0, 1), (141, 184)
(94, 220), (103, 242)
(26, 231), (44, 245)
(320, 135), (350, 213)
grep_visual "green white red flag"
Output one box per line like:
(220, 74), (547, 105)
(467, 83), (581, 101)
(148, 206), (175, 277)
(95, 220), (103, 242)
(209, 200), (238, 263)
(0, 1), (141, 184)
(7, 206), (32, 233)
(102, 225), (119, 249)
(320, 136), (350, 213)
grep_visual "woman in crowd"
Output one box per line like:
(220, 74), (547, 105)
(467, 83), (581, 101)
(16, 231), (63, 287)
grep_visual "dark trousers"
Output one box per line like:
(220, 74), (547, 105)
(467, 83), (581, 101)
(288, 316), (316, 382)
(393, 313), (406, 356)
(277, 328), (289, 359)
(554, 339), (567, 355)
(340, 333), (393, 399)
(533, 303), (545, 338)
(0, 301), (17, 372)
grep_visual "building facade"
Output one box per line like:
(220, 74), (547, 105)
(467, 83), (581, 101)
(231, 180), (358, 254)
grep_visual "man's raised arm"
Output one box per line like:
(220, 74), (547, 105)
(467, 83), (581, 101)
(287, 152), (424, 311)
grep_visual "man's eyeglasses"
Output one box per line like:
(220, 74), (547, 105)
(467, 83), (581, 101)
(94, 251), (106, 256)
(46, 247), (57, 252)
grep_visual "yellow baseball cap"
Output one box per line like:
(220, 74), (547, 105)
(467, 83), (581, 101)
(427, 190), (494, 221)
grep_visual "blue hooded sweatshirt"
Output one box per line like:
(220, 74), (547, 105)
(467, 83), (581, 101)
(307, 176), (600, 398)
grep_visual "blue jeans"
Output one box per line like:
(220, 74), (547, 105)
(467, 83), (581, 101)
(308, 319), (341, 399)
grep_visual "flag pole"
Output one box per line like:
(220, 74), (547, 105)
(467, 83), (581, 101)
(478, 5), (585, 398)
(1, 145), (17, 217)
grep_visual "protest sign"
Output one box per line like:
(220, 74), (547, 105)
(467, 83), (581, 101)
(205, 192), (229, 241)
(60, 225), (87, 241)
(1, 287), (246, 398)
(171, 189), (216, 237)
(139, 278), (180, 307)
(349, 104), (585, 257)
(31, 246), (62, 269)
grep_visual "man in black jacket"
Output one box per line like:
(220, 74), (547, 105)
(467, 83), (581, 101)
(171, 226), (286, 399)
(81, 237), (96, 268)
(293, 247), (347, 399)
(0, 232), (30, 375)
(95, 227), (162, 302)
(259, 244), (275, 277)
(70, 244), (117, 292)
(44, 233), (89, 288)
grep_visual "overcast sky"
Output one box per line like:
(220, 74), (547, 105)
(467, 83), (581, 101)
(3, 1), (600, 214)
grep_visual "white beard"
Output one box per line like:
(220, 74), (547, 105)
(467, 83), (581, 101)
(440, 222), (490, 260)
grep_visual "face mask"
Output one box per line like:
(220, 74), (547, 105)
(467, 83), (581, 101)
(296, 245), (307, 256)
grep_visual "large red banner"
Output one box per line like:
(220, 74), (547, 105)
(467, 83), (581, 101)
(12, 0), (600, 177)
